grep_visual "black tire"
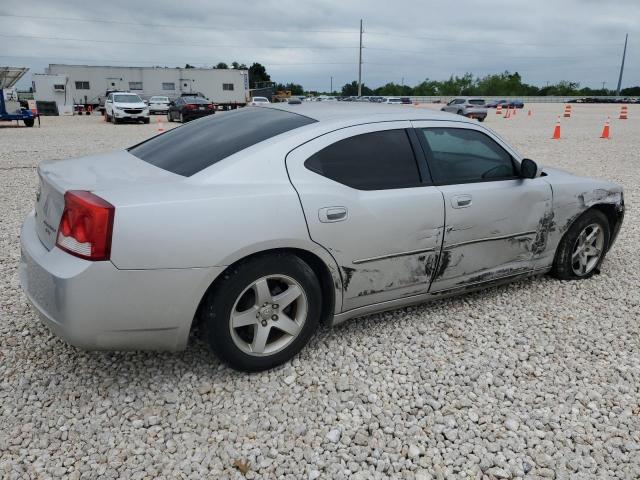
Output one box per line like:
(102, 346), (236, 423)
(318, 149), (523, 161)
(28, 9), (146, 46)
(167, 112), (173, 122)
(477, 117), (485, 122)
(552, 209), (610, 280)
(457, 110), (463, 115)
(203, 253), (322, 372)
(105, 113), (111, 123)
(23, 118), (35, 127)
(113, 116), (120, 124)
(143, 118), (150, 124)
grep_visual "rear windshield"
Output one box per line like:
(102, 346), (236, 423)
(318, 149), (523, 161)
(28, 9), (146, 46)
(468, 99), (486, 105)
(184, 97), (209, 104)
(129, 107), (316, 176)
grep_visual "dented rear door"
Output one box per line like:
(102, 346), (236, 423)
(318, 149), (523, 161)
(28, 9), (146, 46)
(285, 122), (445, 312)
(412, 121), (553, 293)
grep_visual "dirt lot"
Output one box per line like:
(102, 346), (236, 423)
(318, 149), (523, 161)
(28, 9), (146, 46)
(1, 105), (639, 479)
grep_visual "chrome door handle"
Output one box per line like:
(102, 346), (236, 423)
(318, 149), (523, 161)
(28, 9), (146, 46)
(319, 206), (348, 223)
(451, 194), (472, 208)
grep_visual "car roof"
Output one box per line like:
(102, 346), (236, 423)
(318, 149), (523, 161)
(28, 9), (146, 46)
(265, 102), (467, 124)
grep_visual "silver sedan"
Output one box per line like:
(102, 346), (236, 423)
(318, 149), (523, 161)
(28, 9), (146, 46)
(20, 104), (624, 371)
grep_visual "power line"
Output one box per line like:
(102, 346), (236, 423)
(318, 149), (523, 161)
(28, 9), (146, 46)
(366, 30), (621, 48)
(0, 13), (357, 34)
(0, 33), (358, 49)
(0, 53), (355, 66)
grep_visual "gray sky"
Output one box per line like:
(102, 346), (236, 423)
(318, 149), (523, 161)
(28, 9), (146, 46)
(1, 0), (637, 91)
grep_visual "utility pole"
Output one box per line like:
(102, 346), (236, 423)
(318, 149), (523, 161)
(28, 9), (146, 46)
(357, 19), (363, 97)
(616, 33), (628, 97)
(330, 76), (333, 94)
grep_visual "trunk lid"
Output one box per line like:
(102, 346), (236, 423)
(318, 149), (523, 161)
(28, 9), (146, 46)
(34, 150), (182, 250)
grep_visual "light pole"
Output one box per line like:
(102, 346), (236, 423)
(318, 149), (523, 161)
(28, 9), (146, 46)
(357, 19), (363, 97)
(330, 76), (333, 95)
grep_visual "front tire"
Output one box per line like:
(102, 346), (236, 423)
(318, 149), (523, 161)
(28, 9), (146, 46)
(552, 209), (610, 280)
(203, 254), (322, 372)
(23, 118), (35, 127)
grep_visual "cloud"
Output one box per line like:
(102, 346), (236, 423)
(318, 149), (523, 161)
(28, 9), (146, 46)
(0, 0), (637, 91)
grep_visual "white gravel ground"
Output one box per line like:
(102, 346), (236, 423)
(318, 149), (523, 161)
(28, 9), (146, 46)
(1, 105), (639, 479)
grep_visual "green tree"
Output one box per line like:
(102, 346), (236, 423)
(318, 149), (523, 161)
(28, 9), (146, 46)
(248, 62), (271, 87)
(215, 62), (229, 69)
(275, 83), (304, 95)
(341, 81), (372, 96)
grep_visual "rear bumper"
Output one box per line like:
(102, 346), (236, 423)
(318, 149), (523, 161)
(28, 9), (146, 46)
(183, 111), (215, 121)
(465, 110), (487, 119)
(19, 212), (222, 351)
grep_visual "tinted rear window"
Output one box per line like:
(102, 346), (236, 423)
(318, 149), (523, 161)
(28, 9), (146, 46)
(184, 97), (209, 104)
(129, 108), (316, 176)
(468, 99), (485, 105)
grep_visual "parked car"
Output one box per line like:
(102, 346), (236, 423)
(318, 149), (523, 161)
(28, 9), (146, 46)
(148, 96), (171, 114)
(441, 98), (488, 121)
(104, 92), (149, 124)
(167, 97), (216, 123)
(20, 105), (624, 371)
(400, 97), (412, 104)
(383, 97), (402, 104)
(250, 96), (270, 106)
(486, 99), (525, 109)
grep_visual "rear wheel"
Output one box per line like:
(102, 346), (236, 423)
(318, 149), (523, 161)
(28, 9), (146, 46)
(203, 254), (321, 371)
(23, 118), (34, 127)
(552, 209), (610, 280)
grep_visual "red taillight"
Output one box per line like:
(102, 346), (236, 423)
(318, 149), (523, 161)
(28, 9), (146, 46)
(56, 190), (114, 261)
(185, 104), (197, 110)
(208, 104), (217, 109)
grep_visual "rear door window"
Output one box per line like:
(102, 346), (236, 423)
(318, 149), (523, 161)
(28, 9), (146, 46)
(420, 128), (516, 184)
(304, 129), (422, 190)
(129, 108), (316, 176)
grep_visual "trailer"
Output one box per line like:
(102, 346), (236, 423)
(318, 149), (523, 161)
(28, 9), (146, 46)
(34, 64), (249, 113)
(1, 67), (37, 127)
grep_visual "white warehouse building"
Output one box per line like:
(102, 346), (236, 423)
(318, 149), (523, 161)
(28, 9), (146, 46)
(34, 64), (249, 113)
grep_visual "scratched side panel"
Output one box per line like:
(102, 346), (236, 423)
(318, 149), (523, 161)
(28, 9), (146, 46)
(430, 178), (553, 292)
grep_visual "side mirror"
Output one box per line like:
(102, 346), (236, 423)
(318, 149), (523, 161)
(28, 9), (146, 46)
(520, 158), (538, 179)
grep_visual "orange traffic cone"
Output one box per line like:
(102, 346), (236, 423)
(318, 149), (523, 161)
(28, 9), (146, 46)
(552, 116), (561, 139)
(563, 104), (572, 118)
(528, 109), (532, 117)
(157, 117), (164, 132)
(619, 105), (628, 120)
(600, 117), (611, 139)
(496, 104), (502, 115)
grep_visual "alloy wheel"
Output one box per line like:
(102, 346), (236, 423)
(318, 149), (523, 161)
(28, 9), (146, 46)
(229, 275), (308, 356)
(571, 223), (605, 276)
